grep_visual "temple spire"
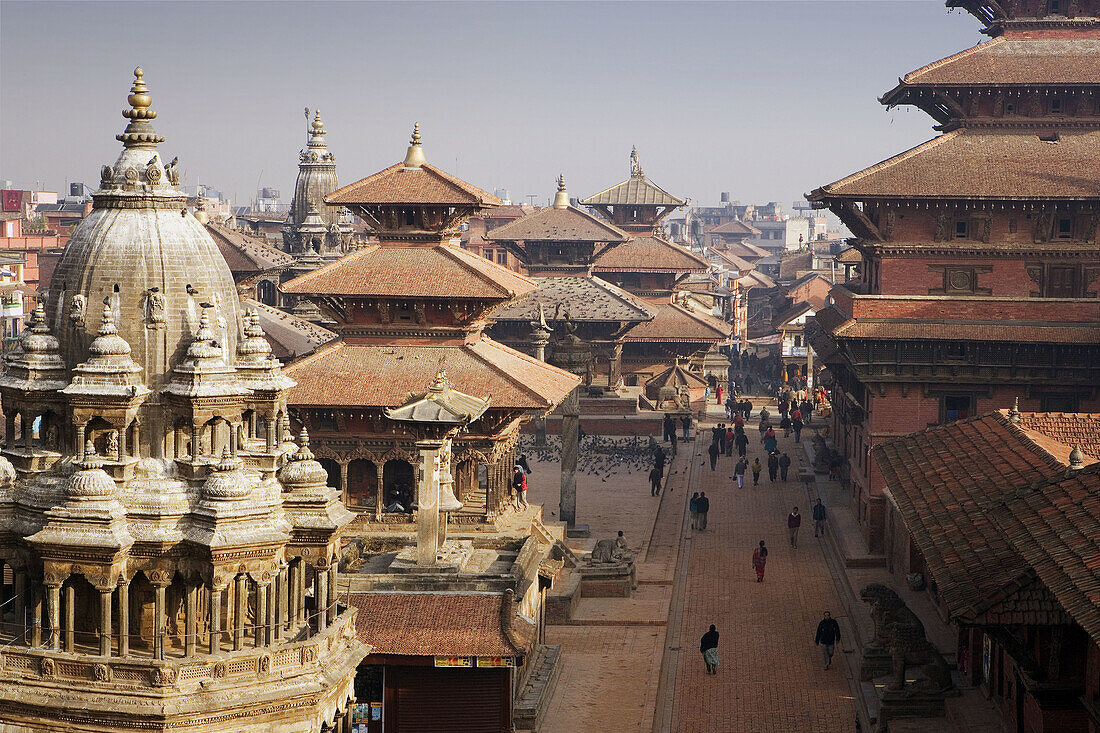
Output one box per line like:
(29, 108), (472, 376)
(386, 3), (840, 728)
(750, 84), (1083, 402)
(116, 67), (164, 148)
(630, 145), (644, 178)
(403, 123), (426, 168)
(552, 174), (569, 209)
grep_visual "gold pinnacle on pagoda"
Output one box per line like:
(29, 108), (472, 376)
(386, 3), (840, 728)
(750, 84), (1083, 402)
(403, 122), (425, 168)
(552, 173), (569, 209)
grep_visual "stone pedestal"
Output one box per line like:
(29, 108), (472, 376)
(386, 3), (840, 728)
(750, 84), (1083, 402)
(860, 647), (894, 681)
(577, 561), (635, 598)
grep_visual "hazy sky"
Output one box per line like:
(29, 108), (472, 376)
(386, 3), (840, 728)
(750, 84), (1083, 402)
(2, 1), (982, 210)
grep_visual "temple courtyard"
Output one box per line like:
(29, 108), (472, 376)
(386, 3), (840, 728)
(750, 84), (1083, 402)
(524, 397), (1004, 733)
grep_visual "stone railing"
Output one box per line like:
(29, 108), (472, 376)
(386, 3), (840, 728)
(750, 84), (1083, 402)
(0, 608), (357, 692)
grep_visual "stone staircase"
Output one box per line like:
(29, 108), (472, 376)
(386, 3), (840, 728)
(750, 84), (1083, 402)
(513, 643), (563, 732)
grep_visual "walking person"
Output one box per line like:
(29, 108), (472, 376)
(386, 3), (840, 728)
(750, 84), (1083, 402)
(815, 611), (841, 670)
(762, 426), (777, 453)
(792, 412), (804, 444)
(689, 492), (700, 530)
(701, 625), (720, 675)
(734, 457), (747, 489)
(788, 506), (802, 547)
(752, 540), (768, 582)
(724, 426), (734, 457)
(751, 457), (762, 486)
(663, 414), (676, 444)
(734, 430), (749, 458)
(649, 466), (663, 496)
(654, 445), (667, 479)
(697, 492), (710, 530)
(812, 498), (827, 537)
(680, 415), (690, 442)
(708, 440), (720, 471)
(767, 451), (779, 482)
(779, 452), (791, 481)
(512, 465), (528, 510)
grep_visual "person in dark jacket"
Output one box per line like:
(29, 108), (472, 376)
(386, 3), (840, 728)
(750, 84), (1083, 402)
(701, 624), (720, 675)
(680, 415), (690, 442)
(815, 611), (841, 669)
(734, 431), (749, 458)
(649, 467), (663, 496)
(779, 452), (792, 481)
(663, 414), (677, 443)
(812, 498), (827, 536)
(707, 441), (720, 471)
(767, 452), (779, 482)
(697, 492), (710, 530)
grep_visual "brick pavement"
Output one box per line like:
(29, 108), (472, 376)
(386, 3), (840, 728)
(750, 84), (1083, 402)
(667, 405), (859, 733)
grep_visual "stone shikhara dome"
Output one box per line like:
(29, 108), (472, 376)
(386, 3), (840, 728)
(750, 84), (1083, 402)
(49, 67), (242, 395)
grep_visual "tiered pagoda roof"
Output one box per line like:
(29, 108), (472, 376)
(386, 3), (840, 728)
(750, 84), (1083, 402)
(490, 277), (655, 324)
(623, 302), (732, 344)
(593, 235), (710, 274)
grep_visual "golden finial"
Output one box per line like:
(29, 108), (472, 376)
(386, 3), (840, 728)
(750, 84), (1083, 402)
(118, 66), (164, 147)
(403, 122), (426, 168)
(312, 110), (325, 134)
(552, 173), (569, 209)
(630, 146), (644, 177)
(128, 67), (152, 110)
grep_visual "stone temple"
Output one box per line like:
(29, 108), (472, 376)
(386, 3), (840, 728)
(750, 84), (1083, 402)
(0, 69), (367, 731)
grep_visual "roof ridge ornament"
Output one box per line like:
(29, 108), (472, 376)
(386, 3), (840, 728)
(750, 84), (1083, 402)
(1068, 444), (1085, 471)
(630, 146), (644, 178)
(552, 174), (569, 209)
(1008, 396), (1021, 423)
(403, 122), (426, 169)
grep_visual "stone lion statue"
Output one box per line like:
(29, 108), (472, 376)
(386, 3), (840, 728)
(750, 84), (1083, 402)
(859, 583), (952, 694)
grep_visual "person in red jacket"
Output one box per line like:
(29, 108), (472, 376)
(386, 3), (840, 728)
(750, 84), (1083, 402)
(787, 506), (802, 548)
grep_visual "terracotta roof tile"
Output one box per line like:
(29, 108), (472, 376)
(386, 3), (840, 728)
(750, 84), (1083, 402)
(737, 270), (776, 289)
(872, 411), (1099, 624)
(327, 163), (501, 207)
(836, 247), (862, 264)
(708, 220), (761, 235)
(243, 298), (337, 362)
(489, 276), (656, 323)
(348, 592), (519, 657)
(624, 302), (732, 343)
(206, 223), (296, 274)
(722, 240), (771, 260)
(581, 176), (686, 207)
(811, 304), (1100, 344)
(812, 128), (1100, 200)
(645, 363), (707, 390)
(896, 37), (1100, 86)
(986, 464), (1100, 644)
(286, 337), (580, 410)
(711, 250), (754, 272)
(593, 236), (710, 273)
(280, 244), (537, 300)
(486, 206), (630, 243)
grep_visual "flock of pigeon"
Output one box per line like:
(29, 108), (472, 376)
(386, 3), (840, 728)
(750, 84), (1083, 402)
(518, 434), (681, 482)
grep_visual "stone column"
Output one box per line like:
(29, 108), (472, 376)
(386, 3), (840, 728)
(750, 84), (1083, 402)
(233, 575), (246, 651)
(117, 425), (127, 460)
(153, 582), (167, 659)
(46, 582), (60, 651)
(22, 414), (33, 451)
(174, 424), (183, 459)
(184, 583), (196, 657)
(297, 561), (307, 629)
(117, 579), (129, 657)
(314, 565), (328, 633)
(75, 422), (86, 456)
(276, 565), (288, 637)
(255, 582), (268, 647)
(190, 423), (200, 458)
(327, 565), (339, 625)
(339, 463), (349, 507)
(287, 562), (298, 629)
(30, 583), (42, 648)
(229, 423), (238, 457)
(265, 416), (276, 453)
(208, 586), (222, 655)
(560, 386), (580, 528)
(63, 582), (75, 652)
(266, 581), (276, 645)
(4, 413), (14, 449)
(13, 570), (26, 645)
(98, 587), (113, 657)
(415, 440), (443, 566)
(131, 421), (141, 460)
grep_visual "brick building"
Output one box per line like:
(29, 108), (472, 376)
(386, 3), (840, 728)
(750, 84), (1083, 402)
(807, 0), (1100, 551)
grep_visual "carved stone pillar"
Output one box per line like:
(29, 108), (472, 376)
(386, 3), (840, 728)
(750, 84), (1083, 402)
(190, 423), (200, 458)
(98, 587), (113, 657)
(63, 582), (75, 652)
(184, 582), (196, 657)
(314, 564), (328, 633)
(117, 579), (129, 657)
(13, 570), (25, 645)
(233, 574), (246, 651)
(255, 581), (268, 648)
(30, 582), (42, 648)
(266, 416), (276, 454)
(339, 462), (349, 507)
(208, 585), (222, 655)
(229, 423), (238, 457)
(153, 581), (167, 659)
(117, 425), (127, 460)
(131, 421), (141, 460)
(46, 582), (61, 651)
(327, 565), (339, 625)
(297, 560), (307, 629)
(560, 386), (580, 528)
(266, 580), (276, 645)
(5, 413), (14, 449)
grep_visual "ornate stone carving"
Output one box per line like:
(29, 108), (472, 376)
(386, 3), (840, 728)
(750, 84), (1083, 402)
(145, 159), (162, 183)
(258, 654), (271, 674)
(212, 661), (226, 678)
(39, 658), (55, 678)
(92, 663), (110, 682)
(151, 667), (177, 687)
(69, 294), (87, 328)
(100, 165), (113, 186)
